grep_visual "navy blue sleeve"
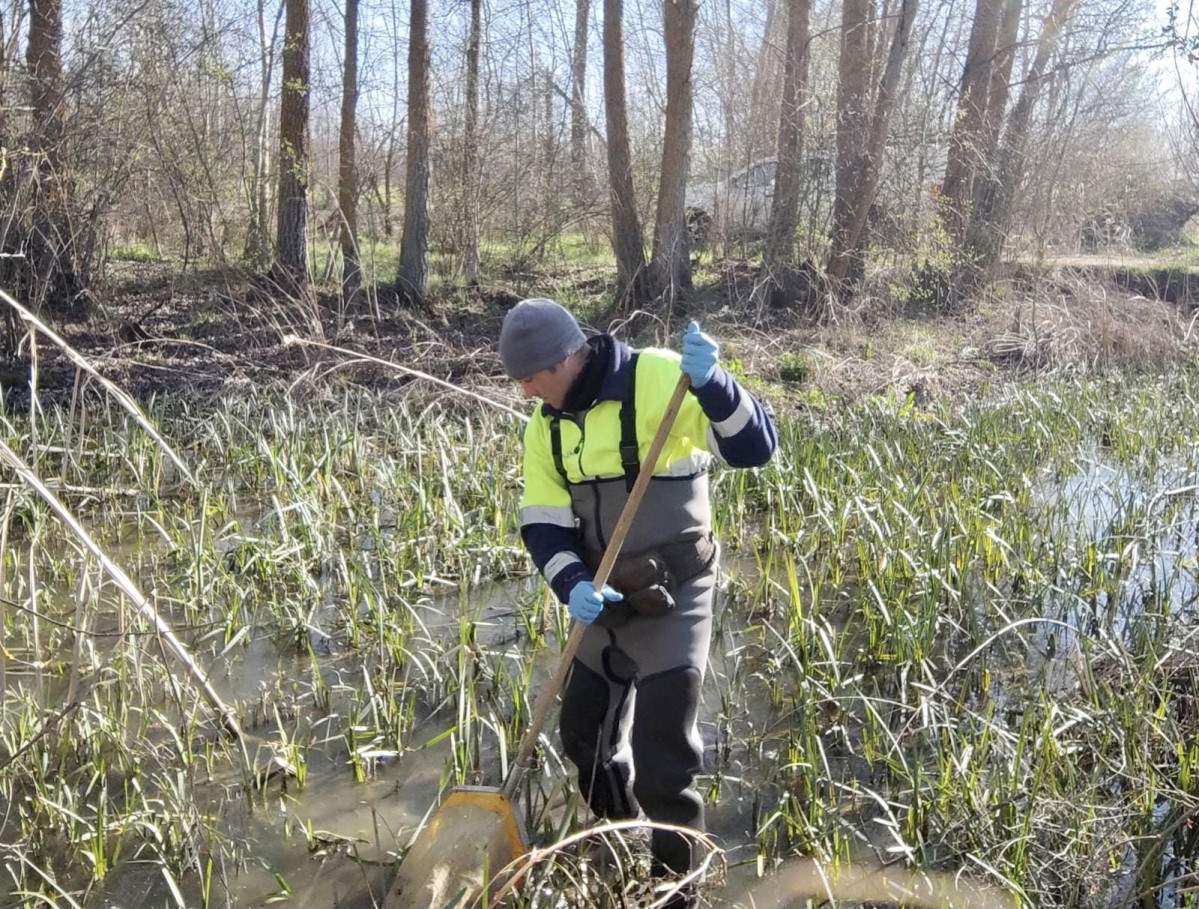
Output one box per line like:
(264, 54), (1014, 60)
(521, 523), (591, 603)
(691, 367), (777, 467)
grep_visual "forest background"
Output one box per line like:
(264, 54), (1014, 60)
(1, 0), (1196, 379)
(0, 0), (1199, 908)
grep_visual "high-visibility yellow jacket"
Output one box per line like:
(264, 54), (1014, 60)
(519, 335), (776, 602)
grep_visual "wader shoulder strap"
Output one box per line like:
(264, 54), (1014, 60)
(546, 352), (640, 490)
(548, 416), (568, 484)
(619, 353), (640, 492)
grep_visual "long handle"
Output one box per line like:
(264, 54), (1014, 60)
(501, 373), (692, 798)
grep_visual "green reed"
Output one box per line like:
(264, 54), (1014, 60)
(0, 372), (1198, 906)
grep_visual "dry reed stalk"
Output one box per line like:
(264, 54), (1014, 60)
(0, 489), (12, 694)
(283, 336), (530, 423)
(0, 438), (241, 738)
(741, 856), (1018, 909)
(0, 286), (197, 486)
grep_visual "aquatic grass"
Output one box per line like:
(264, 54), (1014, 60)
(730, 374), (1199, 904)
(4, 367), (1199, 905)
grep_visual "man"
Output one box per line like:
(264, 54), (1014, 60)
(500, 298), (776, 904)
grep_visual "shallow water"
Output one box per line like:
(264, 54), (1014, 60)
(7, 446), (1199, 908)
(0, 558), (782, 908)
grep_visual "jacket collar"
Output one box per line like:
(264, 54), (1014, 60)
(542, 334), (634, 417)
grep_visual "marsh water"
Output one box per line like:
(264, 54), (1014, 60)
(47, 581), (776, 907)
(4, 439), (1198, 909)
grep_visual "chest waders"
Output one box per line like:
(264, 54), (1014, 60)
(552, 354), (717, 881)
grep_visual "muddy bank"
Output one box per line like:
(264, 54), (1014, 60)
(1, 259), (1196, 413)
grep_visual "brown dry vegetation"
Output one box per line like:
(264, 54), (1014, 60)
(684, 263), (1198, 407)
(2, 262), (1195, 414)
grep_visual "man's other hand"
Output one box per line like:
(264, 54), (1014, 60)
(568, 580), (624, 624)
(681, 321), (719, 387)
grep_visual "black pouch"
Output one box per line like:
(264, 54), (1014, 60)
(614, 552), (676, 616)
(589, 550), (677, 626)
(588, 532), (717, 625)
(658, 531), (718, 583)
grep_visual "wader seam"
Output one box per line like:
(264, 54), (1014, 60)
(638, 664), (699, 686)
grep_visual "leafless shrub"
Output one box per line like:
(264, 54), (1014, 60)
(981, 273), (1191, 373)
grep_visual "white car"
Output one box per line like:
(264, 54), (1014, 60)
(687, 158), (778, 243)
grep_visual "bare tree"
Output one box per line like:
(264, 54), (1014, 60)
(648, 0), (698, 306)
(0, 4), (22, 348)
(829, 0), (871, 286)
(1164, 2), (1198, 190)
(959, 0), (1081, 296)
(747, 0), (785, 167)
(26, 0), (82, 315)
(603, 0), (647, 301)
(826, 0), (920, 285)
(461, 0), (482, 284)
(339, 0), (361, 304)
(245, 0), (283, 270)
(979, 0), (1022, 178)
(0, 4), (10, 167)
(0, 0), (1169, 330)
(939, 0), (1002, 241)
(397, 0), (431, 306)
(757, 0), (811, 300)
(0, 6), (15, 255)
(274, 0), (314, 318)
(570, 0), (591, 209)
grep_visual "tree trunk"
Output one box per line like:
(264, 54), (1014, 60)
(829, 0), (871, 287)
(717, 0), (739, 257)
(26, 0), (83, 316)
(0, 12), (14, 350)
(570, 0), (591, 210)
(961, 0), (1079, 297)
(378, 0), (405, 241)
(397, 0), (431, 306)
(868, 0), (889, 99)
(758, 0), (811, 298)
(648, 0), (697, 307)
(747, 0), (782, 164)
(339, 0), (361, 303)
(542, 75), (555, 216)
(245, 0), (281, 270)
(0, 13), (9, 252)
(826, 0), (920, 284)
(27, 0), (65, 200)
(274, 0), (315, 325)
(603, 0), (647, 301)
(980, 0), (1022, 166)
(960, 0), (1021, 240)
(462, 0), (482, 283)
(0, 12), (6, 148)
(940, 0), (1001, 241)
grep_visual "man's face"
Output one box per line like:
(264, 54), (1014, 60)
(519, 359), (575, 409)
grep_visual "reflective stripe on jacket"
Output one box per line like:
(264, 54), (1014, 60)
(518, 336), (776, 603)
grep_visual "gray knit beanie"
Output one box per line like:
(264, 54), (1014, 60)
(498, 298), (588, 379)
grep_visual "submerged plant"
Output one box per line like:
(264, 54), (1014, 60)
(1, 371), (1198, 906)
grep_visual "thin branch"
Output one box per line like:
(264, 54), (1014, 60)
(284, 336), (530, 422)
(0, 287), (197, 485)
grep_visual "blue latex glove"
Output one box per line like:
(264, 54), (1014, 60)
(680, 320), (719, 388)
(567, 580), (624, 624)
